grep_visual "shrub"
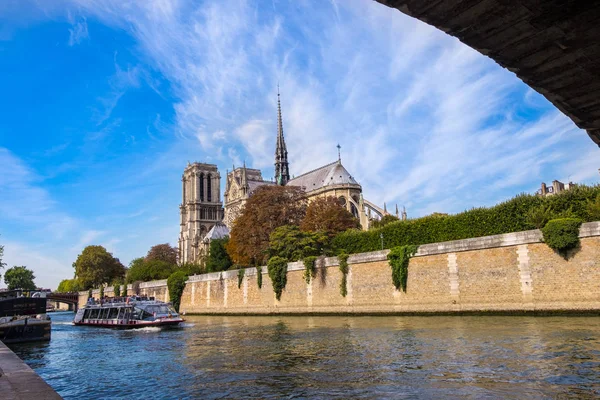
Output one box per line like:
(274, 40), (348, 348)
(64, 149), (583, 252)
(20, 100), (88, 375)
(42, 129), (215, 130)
(267, 256), (288, 300)
(332, 185), (600, 254)
(387, 245), (419, 292)
(99, 286), (104, 298)
(526, 204), (554, 229)
(338, 253), (349, 297)
(123, 285), (128, 297)
(541, 218), (583, 258)
(587, 194), (600, 221)
(114, 283), (121, 297)
(167, 270), (188, 312)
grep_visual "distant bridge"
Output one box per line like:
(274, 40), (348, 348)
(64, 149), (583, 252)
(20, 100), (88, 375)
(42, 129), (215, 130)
(47, 292), (80, 310)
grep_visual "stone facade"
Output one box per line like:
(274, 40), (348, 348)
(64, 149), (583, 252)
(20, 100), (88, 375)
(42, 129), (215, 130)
(178, 162), (224, 264)
(223, 166), (274, 228)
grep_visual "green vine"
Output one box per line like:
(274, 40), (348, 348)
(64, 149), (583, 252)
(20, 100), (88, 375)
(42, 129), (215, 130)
(267, 256), (288, 300)
(338, 253), (349, 297)
(256, 265), (263, 288)
(541, 218), (582, 259)
(237, 268), (245, 289)
(387, 245), (419, 292)
(303, 256), (317, 284)
(99, 286), (104, 298)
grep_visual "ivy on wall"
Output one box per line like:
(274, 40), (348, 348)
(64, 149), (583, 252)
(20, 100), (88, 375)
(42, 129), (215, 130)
(338, 253), (349, 297)
(267, 256), (288, 300)
(237, 268), (245, 289)
(257, 266), (263, 289)
(541, 218), (583, 259)
(167, 271), (188, 312)
(303, 256), (317, 284)
(387, 245), (419, 292)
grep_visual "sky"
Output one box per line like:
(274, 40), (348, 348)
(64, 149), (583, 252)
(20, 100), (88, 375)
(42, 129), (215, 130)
(0, 0), (598, 289)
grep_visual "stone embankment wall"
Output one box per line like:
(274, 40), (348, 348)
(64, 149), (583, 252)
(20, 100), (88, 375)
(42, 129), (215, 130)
(78, 281), (169, 306)
(180, 222), (600, 314)
(78, 222), (600, 314)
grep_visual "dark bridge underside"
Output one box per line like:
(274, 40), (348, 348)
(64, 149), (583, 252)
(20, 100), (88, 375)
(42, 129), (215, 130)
(376, 0), (600, 147)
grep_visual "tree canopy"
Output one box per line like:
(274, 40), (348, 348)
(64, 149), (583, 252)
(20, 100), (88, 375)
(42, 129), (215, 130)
(126, 257), (177, 283)
(57, 278), (82, 293)
(268, 225), (328, 261)
(0, 238), (6, 278)
(74, 245), (126, 289)
(301, 196), (360, 237)
(4, 266), (36, 290)
(370, 214), (400, 229)
(145, 243), (178, 265)
(206, 238), (233, 272)
(227, 185), (307, 266)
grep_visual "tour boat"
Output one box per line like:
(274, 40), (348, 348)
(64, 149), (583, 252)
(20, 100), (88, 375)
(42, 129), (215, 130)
(0, 290), (51, 344)
(73, 296), (184, 328)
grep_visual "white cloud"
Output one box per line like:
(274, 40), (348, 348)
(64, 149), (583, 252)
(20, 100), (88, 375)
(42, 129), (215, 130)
(68, 17), (88, 46)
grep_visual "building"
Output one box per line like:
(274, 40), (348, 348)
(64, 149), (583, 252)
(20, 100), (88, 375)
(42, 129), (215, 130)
(178, 162), (225, 264)
(223, 91), (388, 230)
(537, 180), (576, 197)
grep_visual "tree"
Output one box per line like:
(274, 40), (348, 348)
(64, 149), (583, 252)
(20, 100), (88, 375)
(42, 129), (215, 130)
(145, 243), (178, 265)
(4, 266), (36, 290)
(301, 196), (360, 237)
(73, 245), (126, 289)
(370, 214), (400, 229)
(206, 238), (233, 272)
(227, 185), (307, 266)
(268, 225), (328, 261)
(126, 258), (176, 283)
(57, 278), (82, 293)
(0, 238), (6, 279)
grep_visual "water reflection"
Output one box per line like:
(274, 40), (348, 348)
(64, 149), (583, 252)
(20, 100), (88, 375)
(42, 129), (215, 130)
(8, 313), (600, 399)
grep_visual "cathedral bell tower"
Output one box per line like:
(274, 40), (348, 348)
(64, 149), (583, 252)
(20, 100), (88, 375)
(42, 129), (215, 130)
(274, 88), (290, 185)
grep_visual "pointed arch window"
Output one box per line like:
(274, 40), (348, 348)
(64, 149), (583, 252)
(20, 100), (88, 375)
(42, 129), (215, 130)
(207, 174), (212, 202)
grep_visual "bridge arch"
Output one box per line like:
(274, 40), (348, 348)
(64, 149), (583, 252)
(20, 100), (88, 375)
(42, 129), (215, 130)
(375, 1), (600, 147)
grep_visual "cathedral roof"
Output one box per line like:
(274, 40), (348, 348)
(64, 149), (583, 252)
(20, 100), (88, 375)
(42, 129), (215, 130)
(202, 222), (230, 243)
(286, 161), (360, 192)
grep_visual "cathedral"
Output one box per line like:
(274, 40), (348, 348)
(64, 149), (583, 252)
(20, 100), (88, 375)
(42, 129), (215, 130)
(179, 91), (391, 264)
(223, 91), (389, 230)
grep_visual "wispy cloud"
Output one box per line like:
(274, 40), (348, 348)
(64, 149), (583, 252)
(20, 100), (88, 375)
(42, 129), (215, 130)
(68, 16), (88, 45)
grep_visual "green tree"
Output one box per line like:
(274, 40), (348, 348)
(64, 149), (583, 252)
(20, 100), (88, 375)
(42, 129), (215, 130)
(73, 245), (126, 289)
(268, 225), (328, 261)
(145, 243), (179, 265)
(370, 214), (400, 229)
(587, 194), (600, 221)
(57, 278), (82, 292)
(0, 237), (6, 279)
(227, 185), (307, 266)
(301, 196), (360, 237)
(126, 258), (176, 283)
(206, 238), (233, 272)
(4, 266), (36, 290)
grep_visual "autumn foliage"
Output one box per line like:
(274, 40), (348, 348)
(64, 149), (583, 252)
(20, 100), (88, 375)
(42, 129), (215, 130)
(300, 196), (360, 237)
(227, 185), (307, 266)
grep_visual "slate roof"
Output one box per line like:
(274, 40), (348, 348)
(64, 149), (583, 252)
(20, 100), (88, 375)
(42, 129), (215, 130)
(286, 161), (360, 192)
(202, 222), (230, 242)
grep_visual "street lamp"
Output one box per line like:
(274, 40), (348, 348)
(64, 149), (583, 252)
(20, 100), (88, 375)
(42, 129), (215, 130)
(380, 233), (384, 250)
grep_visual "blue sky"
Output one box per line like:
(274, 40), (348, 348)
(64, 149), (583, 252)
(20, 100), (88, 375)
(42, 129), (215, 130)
(0, 0), (598, 289)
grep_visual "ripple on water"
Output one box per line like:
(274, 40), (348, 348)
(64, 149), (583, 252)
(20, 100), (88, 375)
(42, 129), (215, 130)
(7, 313), (600, 399)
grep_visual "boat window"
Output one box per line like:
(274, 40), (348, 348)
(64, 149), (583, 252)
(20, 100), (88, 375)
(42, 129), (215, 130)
(102, 308), (110, 319)
(90, 308), (100, 319)
(83, 309), (91, 319)
(145, 305), (176, 315)
(108, 308), (119, 319)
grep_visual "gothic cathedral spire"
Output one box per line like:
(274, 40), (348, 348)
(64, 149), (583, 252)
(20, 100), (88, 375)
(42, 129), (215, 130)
(274, 86), (290, 185)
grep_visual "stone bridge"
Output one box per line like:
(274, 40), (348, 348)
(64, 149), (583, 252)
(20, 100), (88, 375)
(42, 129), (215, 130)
(47, 292), (80, 310)
(375, 0), (600, 147)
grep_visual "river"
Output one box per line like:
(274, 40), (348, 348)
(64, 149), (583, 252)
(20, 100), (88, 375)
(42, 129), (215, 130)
(8, 312), (600, 399)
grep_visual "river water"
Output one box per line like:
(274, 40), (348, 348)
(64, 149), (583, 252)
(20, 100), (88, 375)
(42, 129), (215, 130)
(8, 312), (600, 399)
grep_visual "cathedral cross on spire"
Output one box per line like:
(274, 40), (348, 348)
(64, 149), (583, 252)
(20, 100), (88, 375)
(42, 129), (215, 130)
(274, 86), (290, 185)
